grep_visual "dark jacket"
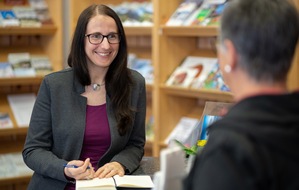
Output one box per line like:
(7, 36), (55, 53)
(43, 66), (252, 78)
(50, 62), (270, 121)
(22, 68), (146, 190)
(184, 92), (299, 190)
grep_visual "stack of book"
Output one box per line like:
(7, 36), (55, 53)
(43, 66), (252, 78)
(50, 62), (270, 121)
(0, 0), (52, 27)
(0, 52), (52, 77)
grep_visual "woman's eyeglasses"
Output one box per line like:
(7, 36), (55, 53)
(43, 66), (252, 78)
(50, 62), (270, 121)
(85, 33), (121, 45)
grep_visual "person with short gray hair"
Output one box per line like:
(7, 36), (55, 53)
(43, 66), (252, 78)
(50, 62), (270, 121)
(184, 0), (299, 189)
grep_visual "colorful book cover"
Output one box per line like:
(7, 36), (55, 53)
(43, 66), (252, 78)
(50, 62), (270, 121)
(199, 115), (222, 140)
(8, 52), (36, 77)
(30, 56), (53, 76)
(201, 2), (227, 26)
(0, 10), (20, 26)
(0, 112), (13, 129)
(197, 101), (233, 141)
(110, 2), (153, 26)
(199, 64), (230, 92)
(0, 62), (14, 77)
(190, 2), (212, 25)
(166, 66), (198, 87)
(180, 56), (218, 89)
(13, 6), (41, 27)
(166, 2), (199, 26)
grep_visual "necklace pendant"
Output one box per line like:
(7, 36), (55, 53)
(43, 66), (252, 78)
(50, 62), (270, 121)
(92, 84), (101, 91)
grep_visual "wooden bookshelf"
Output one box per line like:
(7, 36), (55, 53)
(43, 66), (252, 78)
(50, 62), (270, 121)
(0, 26), (57, 35)
(151, 0), (299, 156)
(0, 0), (63, 189)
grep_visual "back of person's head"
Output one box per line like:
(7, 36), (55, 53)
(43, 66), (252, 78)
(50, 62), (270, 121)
(220, 0), (299, 83)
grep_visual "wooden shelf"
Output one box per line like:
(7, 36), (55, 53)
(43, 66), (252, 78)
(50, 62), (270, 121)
(0, 1), (63, 187)
(0, 175), (31, 186)
(146, 84), (153, 92)
(0, 127), (28, 137)
(160, 25), (218, 37)
(0, 25), (57, 35)
(160, 84), (233, 102)
(124, 26), (152, 36)
(0, 76), (44, 86)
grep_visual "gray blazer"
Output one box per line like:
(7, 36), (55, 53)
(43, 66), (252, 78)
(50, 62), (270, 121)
(22, 68), (146, 190)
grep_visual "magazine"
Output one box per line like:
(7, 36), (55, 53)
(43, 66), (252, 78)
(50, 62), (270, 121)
(8, 52), (36, 77)
(0, 10), (20, 26)
(0, 112), (13, 129)
(7, 93), (36, 127)
(197, 101), (233, 141)
(0, 62), (14, 77)
(166, 1), (200, 26)
(166, 66), (198, 87)
(180, 56), (218, 88)
(165, 117), (200, 146)
(197, 63), (230, 92)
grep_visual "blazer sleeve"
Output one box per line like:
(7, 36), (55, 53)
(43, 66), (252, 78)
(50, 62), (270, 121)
(22, 77), (70, 183)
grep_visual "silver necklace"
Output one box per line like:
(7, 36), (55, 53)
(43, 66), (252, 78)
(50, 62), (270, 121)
(91, 83), (105, 91)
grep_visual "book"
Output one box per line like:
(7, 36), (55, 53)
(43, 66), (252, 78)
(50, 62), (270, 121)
(7, 93), (36, 127)
(0, 10), (20, 27)
(185, 0), (227, 26)
(0, 62), (14, 77)
(128, 54), (153, 85)
(8, 52), (36, 77)
(145, 115), (154, 141)
(165, 117), (199, 146)
(166, 1), (200, 26)
(198, 63), (230, 91)
(0, 112), (13, 129)
(30, 55), (52, 76)
(197, 101), (233, 141)
(76, 175), (154, 190)
(166, 66), (198, 87)
(28, 0), (53, 25)
(0, 152), (33, 178)
(12, 6), (42, 27)
(180, 56), (218, 88)
(110, 2), (153, 26)
(200, 1), (227, 26)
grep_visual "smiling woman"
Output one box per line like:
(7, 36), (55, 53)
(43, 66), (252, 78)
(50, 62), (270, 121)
(22, 4), (146, 190)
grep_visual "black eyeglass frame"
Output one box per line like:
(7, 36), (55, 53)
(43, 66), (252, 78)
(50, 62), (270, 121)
(85, 33), (121, 45)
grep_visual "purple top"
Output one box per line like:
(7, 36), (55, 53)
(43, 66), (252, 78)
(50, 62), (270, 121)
(65, 104), (111, 190)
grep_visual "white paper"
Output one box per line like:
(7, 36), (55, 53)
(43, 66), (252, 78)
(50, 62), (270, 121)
(114, 175), (154, 188)
(7, 93), (36, 127)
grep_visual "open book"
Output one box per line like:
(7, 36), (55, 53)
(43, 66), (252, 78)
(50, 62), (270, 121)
(76, 175), (154, 190)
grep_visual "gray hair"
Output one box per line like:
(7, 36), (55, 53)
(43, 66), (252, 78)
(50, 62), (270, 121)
(219, 0), (299, 83)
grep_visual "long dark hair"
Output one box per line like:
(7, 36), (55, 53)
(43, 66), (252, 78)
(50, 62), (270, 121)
(67, 4), (134, 136)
